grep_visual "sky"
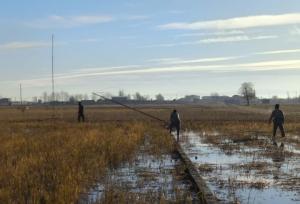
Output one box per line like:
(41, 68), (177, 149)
(1, 0), (300, 100)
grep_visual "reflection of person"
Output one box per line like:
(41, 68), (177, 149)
(269, 104), (285, 144)
(272, 143), (285, 172)
(169, 109), (180, 140)
(78, 102), (85, 122)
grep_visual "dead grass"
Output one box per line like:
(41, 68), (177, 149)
(0, 104), (299, 203)
(0, 118), (148, 203)
(0, 106), (179, 203)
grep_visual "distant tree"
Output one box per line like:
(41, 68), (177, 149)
(69, 96), (76, 104)
(239, 82), (256, 106)
(133, 92), (147, 101)
(118, 90), (125, 97)
(210, 92), (219, 97)
(61, 91), (70, 102)
(155, 93), (165, 101)
(74, 94), (84, 101)
(55, 92), (61, 101)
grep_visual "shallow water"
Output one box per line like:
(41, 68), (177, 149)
(80, 136), (199, 203)
(178, 131), (300, 203)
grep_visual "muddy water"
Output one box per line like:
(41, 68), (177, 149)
(178, 131), (300, 204)
(79, 135), (199, 203)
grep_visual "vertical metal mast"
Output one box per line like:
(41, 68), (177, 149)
(51, 34), (55, 103)
(51, 34), (55, 118)
(19, 84), (22, 105)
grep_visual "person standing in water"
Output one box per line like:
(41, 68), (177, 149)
(169, 109), (181, 141)
(78, 102), (85, 122)
(269, 104), (285, 145)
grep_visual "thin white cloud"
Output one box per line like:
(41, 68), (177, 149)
(198, 35), (278, 44)
(140, 41), (195, 48)
(27, 15), (113, 28)
(255, 49), (300, 55)
(0, 41), (68, 50)
(236, 60), (300, 70)
(141, 35), (277, 48)
(147, 58), (181, 63)
(149, 56), (241, 65)
(0, 41), (51, 49)
(159, 13), (300, 30)
(16, 59), (300, 87)
(177, 30), (245, 37)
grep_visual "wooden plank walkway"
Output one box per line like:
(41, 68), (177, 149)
(172, 136), (220, 204)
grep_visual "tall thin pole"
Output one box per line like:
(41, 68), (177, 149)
(51, 34), (55, 118)
(51, 34), (55, 102)
(19, 84), (22, 105)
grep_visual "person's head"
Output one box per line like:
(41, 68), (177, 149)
(275, 104), (280, 109)
(173, 109), (177, 113)
(78, 102), (82, 106)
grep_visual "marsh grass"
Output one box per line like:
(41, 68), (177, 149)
(1, 104), (299, 203)
(0, 119), (147, 203)
(0, 105), (180, 203)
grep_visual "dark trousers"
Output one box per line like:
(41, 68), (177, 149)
(169, 123), (180, 137)
(273, 122), (285, 137)
(78, 113), (85, 122)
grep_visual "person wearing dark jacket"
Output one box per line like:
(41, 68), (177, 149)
(78, 102), (85, 122)
(269, 104), (285, 143)
(169, 109), (181, 140)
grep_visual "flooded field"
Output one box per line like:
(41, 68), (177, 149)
(179, 131), (300, 203)
(1, 105), (300, 203)
(80, 135), (199, 203)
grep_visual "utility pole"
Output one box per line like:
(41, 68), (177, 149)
(52, 34), (55, 103)
(51, 34), (55, 118)
(19, 84), (22, 105)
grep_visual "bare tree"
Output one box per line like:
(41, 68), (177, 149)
(155, 93), (165, 101)
(133, 92), (147, 101)
(239, 82), (256, 105)
(210, 92), (219, 97)
(118, 90), (125, 97)
(42, 92), (49, 102)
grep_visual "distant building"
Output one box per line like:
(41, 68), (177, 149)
(111, 96), (128, 102)
(227, 95), (244, 104)
(0, 98), (11, 106)
(81, 100), (96, 105)
(202, 95), (244, 105)
(178, 95), (200, 103)
(261, 99), (270, 104)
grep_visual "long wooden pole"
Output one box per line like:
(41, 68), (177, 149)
(92, 92), (167, 124)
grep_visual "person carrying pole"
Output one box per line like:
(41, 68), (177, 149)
(78, 102), (85, 122)
(169, 109), (181, 141)
(269, 104), (285, 145)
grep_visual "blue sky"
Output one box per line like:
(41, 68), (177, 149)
(1, 0), (300, 100)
